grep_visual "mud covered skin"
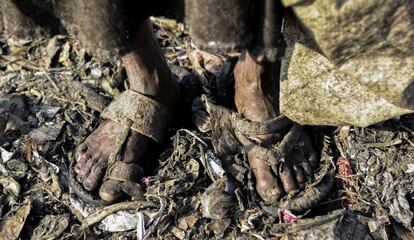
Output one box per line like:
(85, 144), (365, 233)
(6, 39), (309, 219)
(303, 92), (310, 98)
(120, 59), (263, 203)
(234, 51), (319, 202)
(74, 120), (150, 201)
(73, 19), (180, 202)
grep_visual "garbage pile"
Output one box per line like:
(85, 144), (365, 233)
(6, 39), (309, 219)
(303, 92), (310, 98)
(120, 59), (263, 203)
(1, 17), (414, 239)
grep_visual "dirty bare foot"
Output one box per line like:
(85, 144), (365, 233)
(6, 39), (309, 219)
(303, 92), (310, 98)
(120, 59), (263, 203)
(234, 51), (318, 202)
(74, 19), (179, 202)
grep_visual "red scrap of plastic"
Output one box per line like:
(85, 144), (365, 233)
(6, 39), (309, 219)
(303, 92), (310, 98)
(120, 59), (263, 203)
(278, 209), (298, 223)
(337, 156), (354, 188)
(336, 156), (357, 206)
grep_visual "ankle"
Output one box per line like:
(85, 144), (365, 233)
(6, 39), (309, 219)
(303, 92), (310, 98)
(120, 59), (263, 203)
(234, 52), (280, 120)
(119, 18), (179, 110)
(121, 48), (179, 110)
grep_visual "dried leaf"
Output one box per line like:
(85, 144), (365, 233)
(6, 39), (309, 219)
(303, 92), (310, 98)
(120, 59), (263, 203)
(32, 215), (69, 240)
(0, 199), (31, 240)
(29, 121), (64, 143)
(0, 176), (21, 199)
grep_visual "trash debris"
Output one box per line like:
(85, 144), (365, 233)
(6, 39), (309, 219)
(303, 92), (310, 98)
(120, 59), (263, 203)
(1, 17), (414, 239)
(36, 105), (61, 120)
(0, 199), (31, 240)
(0, 147), (14, 162)
(98, 210), (141, 232)
(278, 209), (298, 223)
(204, 150), (226, 180)
(335, 155), (357, 207)
(240, 209), (263, 232)
(201, 177), (234, 219)
(32, 215), (69, 240)
(337, 118), (414, 233)
(136, 212), (146, 240)
(178, 129), (226, 181)
(271, 210), (372, 240)
(0, 176), (21, 202)
(28, 121), (64, 143)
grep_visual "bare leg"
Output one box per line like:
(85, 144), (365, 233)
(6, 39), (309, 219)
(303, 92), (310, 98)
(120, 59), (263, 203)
(234, 51), (318, 202)
(74, 18), (179, 202)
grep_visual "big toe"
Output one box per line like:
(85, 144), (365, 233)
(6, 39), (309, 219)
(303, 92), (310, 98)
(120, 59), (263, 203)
(99, 180), (124, 202)
(99, 179), (144, 202)
(249, 151), (284, 201)
(256, 178), (283, 202)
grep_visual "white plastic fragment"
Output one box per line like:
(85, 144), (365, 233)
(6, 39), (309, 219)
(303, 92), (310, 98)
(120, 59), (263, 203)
(91, 67), (102, 79)
(0, 147), (14, 162)
(0, 176), (21, 198)
(98, 211), (140, 232)
(405, 163), (414, 173)
(177, 53), (188, 60)
(37, 105), (61, 119)
(136, 212), (145, 240)
(205, 150), (225, 179)
(32, 150), (60, 174)
(69, 195), (92, 218)
(177, 129), (226, 181)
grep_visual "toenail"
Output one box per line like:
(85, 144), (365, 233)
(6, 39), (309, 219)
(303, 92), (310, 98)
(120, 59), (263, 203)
(83, 182), (94, 191)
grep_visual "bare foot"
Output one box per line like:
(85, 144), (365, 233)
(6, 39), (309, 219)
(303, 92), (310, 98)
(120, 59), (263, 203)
(73, 19), (179, 202)
(74, 120), (151, 201)
(234, 52), (319, 202)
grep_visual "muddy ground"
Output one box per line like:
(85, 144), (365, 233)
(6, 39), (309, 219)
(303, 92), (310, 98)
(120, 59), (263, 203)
(1, 18), (414, 240)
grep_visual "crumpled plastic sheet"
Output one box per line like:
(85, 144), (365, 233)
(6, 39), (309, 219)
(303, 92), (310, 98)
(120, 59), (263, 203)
(389, 189), (413, 228)
(271, 210), (372, 240)
(0, 147), (14, 162)
(32, 215), (69, 240)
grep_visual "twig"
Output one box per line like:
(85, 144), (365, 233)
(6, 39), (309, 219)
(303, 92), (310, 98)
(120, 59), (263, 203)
(177, 129), (208, 147)
(144, 195), (167, 239)
(42, 70), (61, 92)
(80, 201), (154, 230)
(362, 138), (403, 148)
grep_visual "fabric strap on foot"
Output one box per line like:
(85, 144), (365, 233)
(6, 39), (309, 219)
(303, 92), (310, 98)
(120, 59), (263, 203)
(101, 90), (171, 143)
(198, 95), (292, 136)
(105, 161), (143, 182)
